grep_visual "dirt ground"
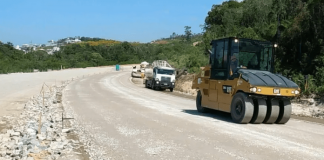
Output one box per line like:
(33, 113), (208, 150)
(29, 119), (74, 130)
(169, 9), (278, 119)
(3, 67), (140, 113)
(84, 71), (324, 159)
(2, 64), (323, 159)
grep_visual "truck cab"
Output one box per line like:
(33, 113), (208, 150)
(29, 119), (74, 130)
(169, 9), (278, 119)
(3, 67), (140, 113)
(152, 66), (176, 91)
(144, 60), (176, 92)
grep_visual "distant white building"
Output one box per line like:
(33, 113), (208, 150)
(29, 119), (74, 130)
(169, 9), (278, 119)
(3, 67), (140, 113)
(64, 39), (72, 44)
(53, 46), (60, 52)
(22, 44), (29, 48)
(47, 46), (60, 55)
(73, 39), (81, 43)
(64, 38), (81, 44)
(47, 40), (57, 46)
(15, 45), (21, 50)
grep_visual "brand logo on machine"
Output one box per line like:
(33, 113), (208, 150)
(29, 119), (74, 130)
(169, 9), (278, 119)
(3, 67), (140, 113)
(201, 71), (205, 77)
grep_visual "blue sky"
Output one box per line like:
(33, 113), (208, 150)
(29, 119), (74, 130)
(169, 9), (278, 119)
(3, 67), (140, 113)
(0, 0), (226, 46)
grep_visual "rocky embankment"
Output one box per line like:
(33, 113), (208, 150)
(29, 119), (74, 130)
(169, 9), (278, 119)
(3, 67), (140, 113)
(174, 74), (197, 97)
(0, 82), (82, 160)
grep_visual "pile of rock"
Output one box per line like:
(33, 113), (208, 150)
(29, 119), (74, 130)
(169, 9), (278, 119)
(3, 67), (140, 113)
(0, 82), (79, 160)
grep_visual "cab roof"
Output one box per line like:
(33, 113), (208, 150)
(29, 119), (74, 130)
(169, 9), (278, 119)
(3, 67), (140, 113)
(210, 37), (273, 45)
(155, 66), (175, 70)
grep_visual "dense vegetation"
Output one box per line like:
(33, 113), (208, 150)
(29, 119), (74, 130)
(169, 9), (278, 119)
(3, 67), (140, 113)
(0, 34), (207, 74)
(201, 0), (324, 95)
(1, 0), (323, 95)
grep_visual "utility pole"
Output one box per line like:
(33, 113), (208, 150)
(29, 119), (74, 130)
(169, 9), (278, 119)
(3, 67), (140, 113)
(30, 41), (33, 53)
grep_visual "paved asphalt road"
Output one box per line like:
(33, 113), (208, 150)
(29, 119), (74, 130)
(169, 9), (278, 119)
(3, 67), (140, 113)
(64, 69), (324, 160)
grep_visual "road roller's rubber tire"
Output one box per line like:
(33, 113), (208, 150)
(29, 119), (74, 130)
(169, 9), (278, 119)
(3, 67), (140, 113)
(263, 99), (280, 124)
(170, 88), (173, 92)
(250, 99), (267, 124)
(196, 90), (208, 113)
(145, 80), (148, 88)
(275, 100), (292, 124)
(230, 92), (254, 124)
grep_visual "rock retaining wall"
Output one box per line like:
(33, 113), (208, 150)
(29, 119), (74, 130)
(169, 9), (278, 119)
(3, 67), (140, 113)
(0, 82), (80, 160)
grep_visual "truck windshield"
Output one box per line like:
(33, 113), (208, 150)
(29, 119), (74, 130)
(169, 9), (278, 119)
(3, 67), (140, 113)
(231, 39), (273, 72)
(157, 69), (174, 75)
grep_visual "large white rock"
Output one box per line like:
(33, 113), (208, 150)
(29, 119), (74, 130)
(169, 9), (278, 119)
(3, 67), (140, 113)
(12, 136), (20, 144)
(22, 145), (27, 157)
(50, 142), (64, 150)
(26, 128), (37, 136)
(26, 156), (34, 160)
(62, 139), (69, 146)
(10, 132), (21, 137)
(5, 149), (12, 156)
(0, 150), (6, 157)
(62, 129), (72, 133)
(29, 139), (40, 147)
(1, 137), (10, 143)
(37, 134), (46, 141)
(6, 130), (13, 135)
(11, 149), (21, 157)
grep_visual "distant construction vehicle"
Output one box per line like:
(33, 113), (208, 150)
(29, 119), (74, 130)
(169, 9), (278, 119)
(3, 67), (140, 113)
(143, 60), (176, 92)
(131, 61), (149, 78)
(192, 37), (300, 124)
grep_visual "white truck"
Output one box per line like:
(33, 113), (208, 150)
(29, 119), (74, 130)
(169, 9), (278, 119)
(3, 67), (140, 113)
(143, 60), (176, 92)
(131, 61), (149, 78)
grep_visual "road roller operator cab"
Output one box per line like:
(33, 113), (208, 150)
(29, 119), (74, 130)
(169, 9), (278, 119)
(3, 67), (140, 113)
(192, 37), (300, 124)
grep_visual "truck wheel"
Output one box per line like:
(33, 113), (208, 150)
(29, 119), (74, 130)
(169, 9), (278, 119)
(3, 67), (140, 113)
(230, 92), (254, 124)
(145, 80), (148, 88)
(170, 88), (173, 92)
(196, 90), (208, 113)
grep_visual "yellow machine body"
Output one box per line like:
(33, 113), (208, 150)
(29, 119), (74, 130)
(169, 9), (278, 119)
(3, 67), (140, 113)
(191, 37), (300, 124)
(192, 65), (300, 113)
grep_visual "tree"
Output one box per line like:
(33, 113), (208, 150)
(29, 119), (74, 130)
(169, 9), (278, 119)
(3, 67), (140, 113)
(6, 42), (13, 47)
(184, 26), (192, 42)
(90, 52), (103, 66)
(170, 32), (177, 39)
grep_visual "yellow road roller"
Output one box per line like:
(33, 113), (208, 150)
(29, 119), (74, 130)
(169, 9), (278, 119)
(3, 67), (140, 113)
(192, 37), (300, 124)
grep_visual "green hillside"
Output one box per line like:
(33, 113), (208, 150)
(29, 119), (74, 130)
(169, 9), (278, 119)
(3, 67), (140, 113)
(1, 0), (324, 95)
